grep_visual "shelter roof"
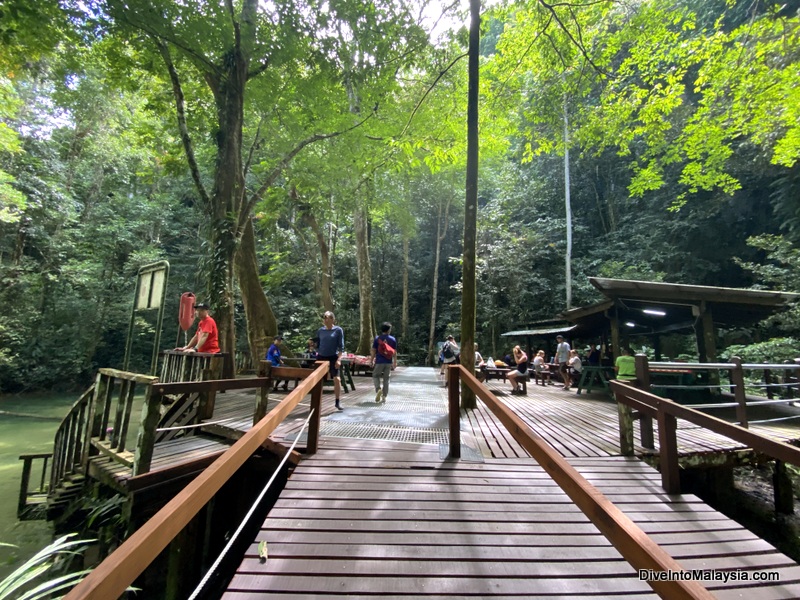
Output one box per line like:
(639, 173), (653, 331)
(501, 324), (577, 337)
(560, 278), (799, 337)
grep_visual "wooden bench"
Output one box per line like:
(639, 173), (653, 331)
(479, 366), (529, 395)
(532, 368), (552, 386)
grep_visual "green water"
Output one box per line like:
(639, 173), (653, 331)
(0, 392), (77, 580)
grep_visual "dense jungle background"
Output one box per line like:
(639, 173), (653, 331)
(2, 0), (800, 393)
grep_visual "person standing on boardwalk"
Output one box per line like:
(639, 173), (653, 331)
(179, 302), (220, 354)
(615, 347), (637, 381)
(315, 311), (345, 411)
(370, 322), (397, 403)
(266, 335), (287, 391)
(555, 334), (572, 390)
(439, 335), (460, 380)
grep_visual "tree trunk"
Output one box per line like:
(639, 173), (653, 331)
(206, 41), (250, 377)
(563, 89), (573, 310)
(300, 209), (335, 312)
(401, 235), (410, 352)
(426, 198), (451, 366)
(235, 217), (279, 367)
(460, 0), (481, 409)
(354, 204), (374, 355)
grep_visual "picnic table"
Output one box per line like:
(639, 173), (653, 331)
(575, 365), (616, 395)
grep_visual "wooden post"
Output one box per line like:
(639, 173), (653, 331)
(774, 460), (794, 515)
(133, 385), (162, 476)
(609, 307), (620, 361)
(730, 357), (748, 428)
(18, 456), (33, 517)
(448, 366), (461, 458)
(635, 354), (654, 450)
(253, 385), (269, 426)
(657, 402), (680, 494)
(764, 364), (774, 400)
(307, 380), (323, 455)
(617, 401), (635, 457)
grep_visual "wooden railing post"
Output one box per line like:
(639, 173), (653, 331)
(134, 385), (162, 476)
(448, 365), (461, 458)
(730, 356), (748, 428)
(307, 379), (323, 455)
(253, 384), (269, 426)
(18, 456), (33, 517)
(774, 460), (794, 514)
(617, 400), (635, 456)
(635, 354), (655, 450)
(764, 362), (774, 400)
(656, 401), (681, 494)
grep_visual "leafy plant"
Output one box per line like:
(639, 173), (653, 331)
(0, 534), (92, 600)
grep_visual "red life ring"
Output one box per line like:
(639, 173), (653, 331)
(179, 292), (196, 331)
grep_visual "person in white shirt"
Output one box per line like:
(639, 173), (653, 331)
(567, 349), (582, 390)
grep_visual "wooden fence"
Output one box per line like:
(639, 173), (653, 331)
(446, 365), (713, 600)
(63, 362), (328, 600)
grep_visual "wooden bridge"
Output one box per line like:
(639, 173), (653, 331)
(19, 356), (800, 598)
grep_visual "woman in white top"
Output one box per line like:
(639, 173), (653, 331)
(567, 349), (582, 389)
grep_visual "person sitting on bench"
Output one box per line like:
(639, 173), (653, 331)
(532, 350), (550, 385)
(567, 349), (583, 389)
(507, 345), (528, 395)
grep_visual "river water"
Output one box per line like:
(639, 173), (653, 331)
(0, 392), (77, 580)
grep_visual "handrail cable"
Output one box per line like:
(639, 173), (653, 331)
(156, 417), (240, 432)
(187, 409), (314, 600)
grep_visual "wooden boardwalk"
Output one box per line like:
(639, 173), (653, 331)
(222, 368), (800, 599)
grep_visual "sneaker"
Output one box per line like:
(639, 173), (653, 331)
(375, 390), (382, 403)
(381, 394), (387, 403)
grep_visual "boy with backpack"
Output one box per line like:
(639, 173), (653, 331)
(371, 322), (397, 403)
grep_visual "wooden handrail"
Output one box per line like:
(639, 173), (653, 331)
(64, 362), (329, 600)
(611, 379), (800, 488)
(447, 365), (714, 600)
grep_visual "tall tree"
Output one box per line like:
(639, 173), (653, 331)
(98, 0), (431, 366)
(460, 0), (481, 408)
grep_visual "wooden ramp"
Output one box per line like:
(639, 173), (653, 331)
(224, 437), (800, 599)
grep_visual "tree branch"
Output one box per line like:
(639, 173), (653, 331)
(237, 110), (378, 232)
(154, 37), (210, 208)
(243, 117), (264, 179)
(109, 1), (220, 76)
(399, 52), (468, 138)
(539, 0), (610, 78)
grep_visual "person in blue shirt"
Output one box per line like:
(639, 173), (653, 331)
(315, 311), (345, 410)
(266, 335), (287, 391)
(370, 322), (397, 404)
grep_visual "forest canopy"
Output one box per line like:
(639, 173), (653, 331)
(1, 0), (799, 392)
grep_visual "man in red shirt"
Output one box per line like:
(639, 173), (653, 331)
(180, 302), (220, 353)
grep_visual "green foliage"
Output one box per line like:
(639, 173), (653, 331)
(720, 338), (800, 364)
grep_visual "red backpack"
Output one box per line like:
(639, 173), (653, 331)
(377, 336), (396, 360)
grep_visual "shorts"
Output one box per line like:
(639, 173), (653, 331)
(513, 369), (526, 377)
(559, 362), (568, 373)
(319, 355), (340, 378)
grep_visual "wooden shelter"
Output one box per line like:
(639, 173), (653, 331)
(560, 277), (799, 361)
